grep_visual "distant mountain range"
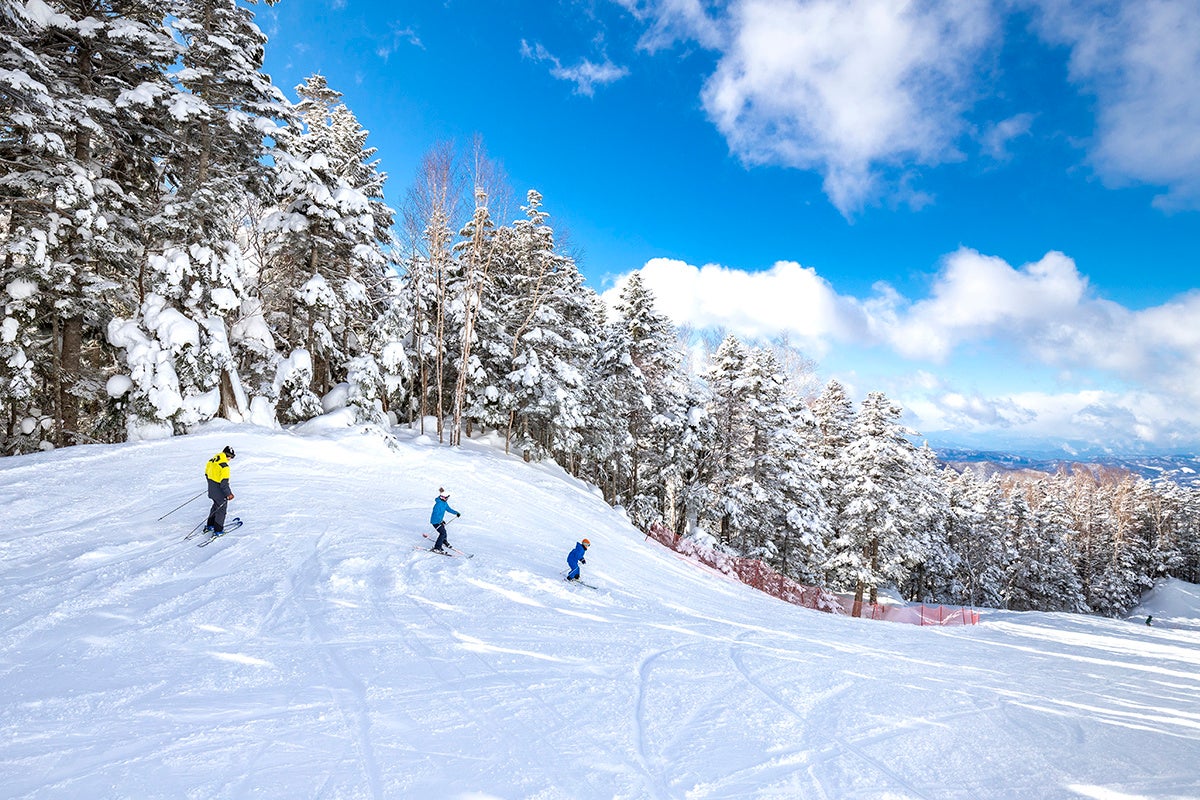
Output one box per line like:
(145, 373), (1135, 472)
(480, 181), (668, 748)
(934, 448), (1200, 488)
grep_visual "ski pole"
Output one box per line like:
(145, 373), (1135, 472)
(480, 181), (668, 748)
(159, 491), (204, 521)
(184, 519), (208, 540)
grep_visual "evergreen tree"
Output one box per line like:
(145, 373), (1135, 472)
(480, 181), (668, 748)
(264, 74), (397, 423)
(768, 393), (831, 584)
(495, 190), (596, 461)
(675, 381), (719, 539)
(448, 186), (496, 444)
(110, 0), (288, 436)
(831, 391), (927, 615)
(1088, 477), (1156, 616)
(944, 470), (1008, 608)
(811, 378), (855, 579)
(585, 318), (641, 508)
(606, 272), (687, 525)
(1, 0), (177, 448)
(703, 335), (753, 548)
(898, 443), (953, 602)
(1006, 480), (1087, 612)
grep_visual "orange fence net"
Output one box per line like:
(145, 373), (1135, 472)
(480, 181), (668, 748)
(644, 523), (979, 626)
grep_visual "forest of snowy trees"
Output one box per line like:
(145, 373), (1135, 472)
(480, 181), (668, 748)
(3, 0), (1199, 618)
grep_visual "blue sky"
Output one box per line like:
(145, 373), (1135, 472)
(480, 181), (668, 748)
(258, 0), (1200, 455)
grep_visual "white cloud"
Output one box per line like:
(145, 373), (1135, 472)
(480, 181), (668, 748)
(886, 249), (1089, 361)
(520, 40), (629, 96)
(603, 257), (869, 353)
(981, 113), (1035, 160)
(1021, 0), (1200, 209)
(614, 0), (725, 52)
(608, 251), (1200, 447)
(698, 0), (995, 215)
(904, 385), (1200, 451)
(375, 25), (424, 61)
(618, 0), (1200, 213)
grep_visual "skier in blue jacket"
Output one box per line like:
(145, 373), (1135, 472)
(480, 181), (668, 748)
(566, 538), (590, 581)
(430, 488), (461, 553)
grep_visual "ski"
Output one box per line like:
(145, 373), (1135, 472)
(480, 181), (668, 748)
(197, 518), (242, 547)
(564, 577), (598, 590)
(413, 545), (456, 557)
(421, 532), (474, 558)
(186, 515), (241, 541)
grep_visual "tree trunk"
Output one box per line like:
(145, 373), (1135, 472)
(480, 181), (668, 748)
(58, 315), (83, 447)
(219, 367), (240, 420)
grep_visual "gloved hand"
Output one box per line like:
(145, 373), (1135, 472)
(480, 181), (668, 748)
(580, 558), (586, 565)
(456, 512), (462, 517)
(227, 494), (235, 501)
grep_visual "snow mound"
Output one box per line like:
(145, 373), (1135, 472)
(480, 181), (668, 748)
(1130, 577), (1200, 628)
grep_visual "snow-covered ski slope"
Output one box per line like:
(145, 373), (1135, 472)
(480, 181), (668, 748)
(3, 420), (1200, 800)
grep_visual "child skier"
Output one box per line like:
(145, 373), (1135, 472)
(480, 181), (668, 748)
(430, 488), (461, 553)
(566, 538), (590, 581)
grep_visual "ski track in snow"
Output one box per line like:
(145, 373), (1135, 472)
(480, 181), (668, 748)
(3, 425), (1200, 799)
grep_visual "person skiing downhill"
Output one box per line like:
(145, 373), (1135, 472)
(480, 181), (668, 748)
(204, 446), (235, 535)
(566, 538), (590, 581)
(430, 488), (461, 553)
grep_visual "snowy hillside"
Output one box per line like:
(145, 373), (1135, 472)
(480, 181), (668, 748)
(3, 422), (1200, 800)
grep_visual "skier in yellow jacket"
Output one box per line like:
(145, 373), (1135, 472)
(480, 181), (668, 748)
(204, 446), (236, 534)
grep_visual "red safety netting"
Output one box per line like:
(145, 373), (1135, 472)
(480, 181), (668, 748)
(645, 523), (842, 615)
(644, 523), (979, 626)
(836, 598), (981, 626)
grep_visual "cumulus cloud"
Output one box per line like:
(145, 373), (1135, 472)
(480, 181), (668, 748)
(1027, 0), (1200, 210)
(616, 0), (1200, 213)
(698, 0), (995, 214)
(603, 257), (870, 353)
(901, 389), (1039, 434)
(520, 40), (629, 96)
(885, 249), (1089, 361)
(918, 387), (1200, 451)
(607, 251), (1200, 447)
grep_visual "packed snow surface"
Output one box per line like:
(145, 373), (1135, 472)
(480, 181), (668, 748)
(2, 422), (1199, 799)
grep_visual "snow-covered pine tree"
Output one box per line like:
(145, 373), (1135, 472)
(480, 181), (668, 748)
(264, 74), (397, 424)
(703, 335), (753, 549)
(605, 271), (688, 526)
(449, 176), (500, 445)
(810, 378), (855, 578)
(897, 443), (953, 602)
(1059, 470), (1119, 613)
(830, 391), (927, 615)
(674, 381), (719, 540)
(1086, 476), (1157, 616)
(109, 0), (288, 437)
(495, 190), (596, 462)
(446, 147), (514, 442)
(766, 391), (831, 585)
(736, 347), (790, 559)
(1143, 478), (1188, 580)
(585, 318), (641, 508)
(363, 271), (412, 425)
(944, 470), (1008, 608)
(1176, 486), (1200, 583)
(529, 254), (600, 465)
(1, 0), (177, 448)
(1005, 480), (1087, 612)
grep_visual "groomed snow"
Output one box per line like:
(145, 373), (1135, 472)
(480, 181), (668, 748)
(2, 423), (1199, 799)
